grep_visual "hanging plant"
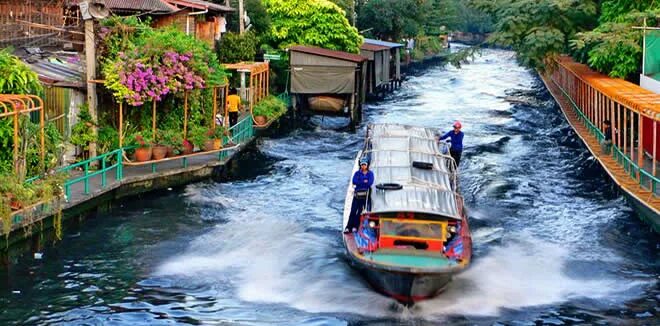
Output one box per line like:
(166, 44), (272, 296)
(101, 20), (227, 106)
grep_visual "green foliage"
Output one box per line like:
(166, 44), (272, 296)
(415, 36), (444, 56)
(0, 120), (12, 174)
(97, 126), (119, 154)
(600, 0), (658, 23)
(263, 0), (363, 53)
(100, 17), (227, 106)
(571, 4), (660, 78)
(217, 32), (259, 63)
(253, 95), (287, 119)
(189, 126), (209, 148)
(0, 48), (43, 95)
(358, 0), (432, 40)
(70, 105), (96, 152)
(226, 0), (272, 34)
(469, 0), (598, 71)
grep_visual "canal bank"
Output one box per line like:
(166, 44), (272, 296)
(1, 48), (656, 325)
(2, 115), (259, 251)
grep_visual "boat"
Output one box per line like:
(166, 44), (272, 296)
(342, 124), (472, 305)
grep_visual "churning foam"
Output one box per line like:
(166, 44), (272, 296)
(157, 218), (637, 319)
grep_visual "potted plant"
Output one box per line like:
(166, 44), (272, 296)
(152, 131), (168, 160)
(160, 130), (183, 157)
(252, 102), (269, 126)
(203, 127), (225, 151)
(133, 133), (152, 162)
(189, 127), (208, 152)
(182, 139), (194, 155)
(253, 96), (287, 126)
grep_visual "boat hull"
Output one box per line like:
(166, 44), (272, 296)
(346, 252), (454, 304)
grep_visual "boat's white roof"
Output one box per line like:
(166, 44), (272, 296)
(365, 124), (460, 219)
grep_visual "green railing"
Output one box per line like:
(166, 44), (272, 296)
(26, 115), (254, 199)
(277, 92), (292, 108)
(60, 148), (124, 199)
(553, 77), (659, 195)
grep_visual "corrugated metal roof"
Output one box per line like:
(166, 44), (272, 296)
(365, 124), (460, 220)
(99, 0), (177, 13)
(364, 38), (404, 49)
(166, 0), (234, 12)
(25, 57), (85, 88)
(360, 43), (389, 52)
(289, 46), (367, 63)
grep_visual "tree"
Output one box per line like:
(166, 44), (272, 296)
(263, 0), (363, 53)
(571, 3), (660, 78)
(224, 0), (271, 34)
(469, 0), (598, 71)
(217, 31), (259, 63)
(358, 0), (432, 40)
(329, 0), (355, 23)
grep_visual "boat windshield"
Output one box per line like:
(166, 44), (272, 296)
(380, 219), (444, 240)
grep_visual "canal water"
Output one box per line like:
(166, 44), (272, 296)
(1, 48), (658, 325)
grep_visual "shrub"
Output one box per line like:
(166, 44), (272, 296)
(217, 32), (258, 63)
(253, 95), (287, 119)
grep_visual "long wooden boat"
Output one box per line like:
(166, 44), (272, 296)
(342, 124), (472, 305)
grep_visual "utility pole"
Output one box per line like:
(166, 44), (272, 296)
(84, 17), (98, 160)
(238, 0), (245, 34)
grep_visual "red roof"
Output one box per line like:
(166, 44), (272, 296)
(360, 43), (389, 52)
(165, 0), (234, 12)
(70, 0), (233, 13)
(289, 46), (367, 63)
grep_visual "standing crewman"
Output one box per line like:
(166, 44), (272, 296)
(440, 121), (464, 167)
(345, 158), (374, 233)
(226, 88), (241, 127)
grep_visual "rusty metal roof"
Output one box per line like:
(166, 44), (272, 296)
(165, 0), (234, 12)
(289, 46), (367, 63)
(360, 43), (389, 52)
(103, 0), (177, 13)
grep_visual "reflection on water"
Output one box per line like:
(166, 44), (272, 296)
(1, 48), (658, 325)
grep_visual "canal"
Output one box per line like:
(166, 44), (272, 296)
(1, 48), (658, 325)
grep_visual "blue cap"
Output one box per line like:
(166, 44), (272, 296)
(359, 158), (369, 166)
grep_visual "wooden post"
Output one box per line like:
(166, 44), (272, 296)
(84, 19), (98, 160)
(238, 0), (245, 34)
(183, 92), (189, 138)
(266, 66), (270, 96)
(118, 102), (123, 147)
(13, 103), (18, 163)
(40, 98), (45, 165)
(630, 110), (635, 160)
(610, 99), (616, 144)
(638, 112), (644, 169)
(152, 101), (156, 138)
(225, 85), (229, 125)
(212, 87), (218, 130)
(653, 119), (657, 177)
(624, 108), (628, 155)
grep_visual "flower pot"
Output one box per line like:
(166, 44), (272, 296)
(8, 194), (21, 211)
(254, 115), (268, 126)
(152, 145), (168, 160)
(182, 140), (194, 155)
(166, 146), (176, 157)
(202, 139), (222, 151)
(135, 147), (152, 162)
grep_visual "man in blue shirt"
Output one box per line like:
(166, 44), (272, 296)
(345, 158), (374, 233)
(440, 121), (464, 167)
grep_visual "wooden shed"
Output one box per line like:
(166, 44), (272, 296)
(361, 39), (404, 94)
(289, 45), (367, 126)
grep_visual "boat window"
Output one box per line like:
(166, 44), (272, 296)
(380, 220), (443, 239)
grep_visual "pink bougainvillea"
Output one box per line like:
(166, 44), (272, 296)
(113, 51), (206, 106)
